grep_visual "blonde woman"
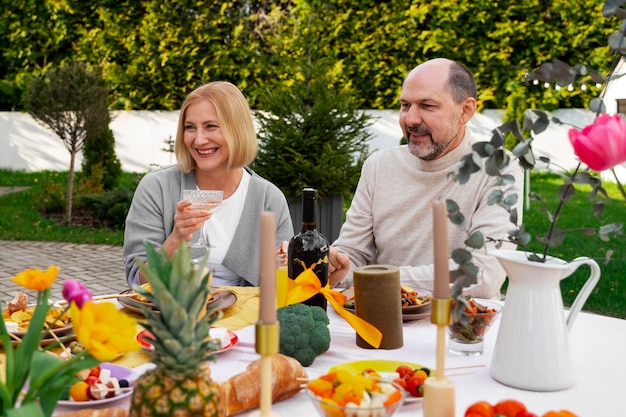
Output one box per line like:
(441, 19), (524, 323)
(123, 81), (293, 287)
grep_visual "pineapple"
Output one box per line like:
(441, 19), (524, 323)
(129, 242), (224, 417)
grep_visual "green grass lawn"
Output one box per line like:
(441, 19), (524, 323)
(0, 170), (132, 246)
(517, 172), (626, 319)
(1, 169), (625, 318)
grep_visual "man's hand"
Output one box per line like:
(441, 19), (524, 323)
(329, 246), (350, 287)
(278, 242), (350, 287)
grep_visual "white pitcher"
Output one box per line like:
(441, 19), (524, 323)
(490, 249), (600, 391)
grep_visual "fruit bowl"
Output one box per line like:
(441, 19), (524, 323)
(305, 373), (405, 417)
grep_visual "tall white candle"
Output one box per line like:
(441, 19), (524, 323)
(432, 200), (450, 298)
(259, 212), (277, 324)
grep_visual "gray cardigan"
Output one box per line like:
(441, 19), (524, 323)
(122, 165), (294, 287)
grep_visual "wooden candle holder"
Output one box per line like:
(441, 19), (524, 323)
(424, 297), (455, 417)
(250, 322), (281, 417)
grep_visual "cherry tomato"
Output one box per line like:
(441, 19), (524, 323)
(88, 365), (101, 378)
(464, 400), (495, 417)
(395, 365), (414, 379)
(84, 376), (100, 386)
(406, 374), (426, 397)
(494, 399), (527, 417)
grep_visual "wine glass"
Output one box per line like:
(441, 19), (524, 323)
(183, 189), (224, 248)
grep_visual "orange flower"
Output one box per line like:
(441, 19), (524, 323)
(11, 265), (59, 291)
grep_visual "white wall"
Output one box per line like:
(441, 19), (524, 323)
(1, 109), (624, 183)
(603, 58), (625, 114)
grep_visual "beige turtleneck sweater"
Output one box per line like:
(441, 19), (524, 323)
(333, 128), (524, 299)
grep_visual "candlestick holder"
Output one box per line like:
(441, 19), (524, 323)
(423, 297), (455, 417)
(248, 322), (281, 417)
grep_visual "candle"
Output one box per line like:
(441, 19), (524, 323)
(353, 265), (403, 349)
(259, 211), (277, 324)
(432, 200), (450, 299)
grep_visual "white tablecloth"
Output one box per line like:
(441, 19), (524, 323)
(54, 306), (626, 416)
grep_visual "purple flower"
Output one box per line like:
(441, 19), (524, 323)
(62, 279), (92, 308)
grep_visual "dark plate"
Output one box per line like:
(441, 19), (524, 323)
(343, 304), (431, 322)
(118, 288), (236, 315)
(2, 328), (75, 347)
(2, 315), (73, 346)
(342, 288), (432, 321)
(9, 322), (74, 338)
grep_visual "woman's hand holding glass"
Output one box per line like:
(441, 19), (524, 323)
(174, 198), (212, 244)
(182, 189), (224, 248)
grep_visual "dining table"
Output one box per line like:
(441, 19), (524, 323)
(42, 286), (626, 417)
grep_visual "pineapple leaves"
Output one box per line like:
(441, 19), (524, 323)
(134, 241), (221, 368)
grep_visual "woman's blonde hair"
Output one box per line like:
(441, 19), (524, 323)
(175, 81), (258, 173)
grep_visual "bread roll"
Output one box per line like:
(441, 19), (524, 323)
(219, 353), (307, 416)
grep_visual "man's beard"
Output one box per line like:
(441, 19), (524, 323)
(405, 124), (459, 161)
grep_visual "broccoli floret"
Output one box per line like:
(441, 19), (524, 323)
(277, 303), (331, 367)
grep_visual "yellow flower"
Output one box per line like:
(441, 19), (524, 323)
(71, 301), (141, 361)
(11, 265), (59, 291)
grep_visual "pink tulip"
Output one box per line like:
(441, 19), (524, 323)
(568, 114), (626, 171)
(62, 279), (92, 308)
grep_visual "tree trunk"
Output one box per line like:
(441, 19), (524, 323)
(65, 151), (76, 226)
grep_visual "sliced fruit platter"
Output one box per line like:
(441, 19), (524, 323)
(60, 363), (136, 406)
(329, 359), (434, 402)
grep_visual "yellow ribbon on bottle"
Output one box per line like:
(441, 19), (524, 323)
(283, 267), (383, 349)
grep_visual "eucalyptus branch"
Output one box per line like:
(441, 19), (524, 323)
(611, 168), (626, 200)
(541, 163), (582, 260)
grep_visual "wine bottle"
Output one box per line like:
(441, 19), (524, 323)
(288, 187), (329, 310)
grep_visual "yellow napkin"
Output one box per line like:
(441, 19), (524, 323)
(213, 286), (259, 330)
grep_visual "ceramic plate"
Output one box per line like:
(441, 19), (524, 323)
(118, 287), (236, 315)
(401, 296), (432, 314)
(343, 303), (431, 322)
(136, 328), (239, 354)
(118, 287), (221, 310)
(56, 363), (137, 407)
(2, 322), (74, 347)
(342, 288), (432, 321)
(329, 359), (434, 403)
(2, 331), (75, 347)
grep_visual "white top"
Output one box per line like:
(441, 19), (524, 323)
(201, 169), (251, 286)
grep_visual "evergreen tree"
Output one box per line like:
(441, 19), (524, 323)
(81, 127), (122, 191)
